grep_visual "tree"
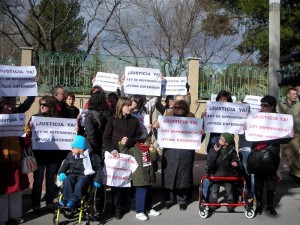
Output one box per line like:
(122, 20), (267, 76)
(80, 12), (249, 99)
(214, 0), (300, 65)
(102, 0), (248, 76)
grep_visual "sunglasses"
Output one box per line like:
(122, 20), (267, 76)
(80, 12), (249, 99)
(40, 103), (49, 107)
(260, 103), (270, 107)
(174, 106), (184, 110)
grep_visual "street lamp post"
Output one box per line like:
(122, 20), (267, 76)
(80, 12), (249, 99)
(269, 0), (280, 99)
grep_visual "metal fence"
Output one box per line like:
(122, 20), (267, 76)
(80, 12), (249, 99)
(199, 63), (269, 102)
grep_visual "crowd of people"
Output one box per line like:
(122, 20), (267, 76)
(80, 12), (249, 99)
(0, 78), (299, 224)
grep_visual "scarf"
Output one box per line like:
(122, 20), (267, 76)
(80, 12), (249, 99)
(137, 142), (151, 167)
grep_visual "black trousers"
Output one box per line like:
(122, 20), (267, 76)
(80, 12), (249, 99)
(62, 175), (90, 202)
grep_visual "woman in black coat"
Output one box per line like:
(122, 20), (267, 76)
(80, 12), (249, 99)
(103, 97), (142, 220)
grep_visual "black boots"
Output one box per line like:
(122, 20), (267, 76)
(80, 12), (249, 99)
(267, 191), (277, 216)
(255, 188), (263, 215)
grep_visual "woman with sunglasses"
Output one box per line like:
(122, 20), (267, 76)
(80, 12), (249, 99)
(25, 96), (60, 214)
(251, 95), (293, 216)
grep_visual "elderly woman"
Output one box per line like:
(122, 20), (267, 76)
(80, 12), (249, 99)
(161, 100), (195, 211)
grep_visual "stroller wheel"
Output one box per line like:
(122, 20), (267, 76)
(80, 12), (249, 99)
(199, 208), (209, 219)
(244, 209), (255, 219)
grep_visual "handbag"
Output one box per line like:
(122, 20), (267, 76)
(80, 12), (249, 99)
(247, 147), (276, 174)
(21, 148), (38, 174)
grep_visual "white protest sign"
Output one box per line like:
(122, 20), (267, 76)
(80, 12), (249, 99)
(0, 65), (37, 96)
(79, 109), (88, 127)
(245, 112), (293, 142)
(124, 75), (162, 96)
(157, 116), (203, 149)
(31, 116), (77, 150)
(132, 114), (150, 137)
(93, 72), (121, 92)
(161, 77), (187, 96)
(103, 151), (138, 187)
(243, 95), (263, 113)
(210, 94), (237, 102)
(125, 66), (161, 77)
(204, 101), (249, 134)
(0, 113), (26, 137)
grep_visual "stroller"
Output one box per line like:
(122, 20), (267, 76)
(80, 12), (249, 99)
(198, 175), (255, 219)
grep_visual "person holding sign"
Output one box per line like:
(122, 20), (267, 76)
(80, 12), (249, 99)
(120, 136), (160, 221)
(207, 132), (241, 213)
(278, 87), (300, 181)
(249, 95), (293, 216)
(25, 96), (61, 214)
(160, 100), (195, 211)
(0, 98), (29, 225)
(103, 97), (142, 220)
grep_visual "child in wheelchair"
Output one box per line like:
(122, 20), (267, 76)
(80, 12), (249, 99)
(206, 132), (241, 213)
(57, 135), (104, 208)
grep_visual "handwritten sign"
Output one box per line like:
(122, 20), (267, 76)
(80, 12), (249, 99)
(0, 65), (37, 96)
(0, 113), (25, 137)
(103, 151), (138, 187)
(31, 116), (77, 150)
(93, 72), (121, 92)
(161, 77), (187, 96)
(157, 116), (203, 149)
(204, 101), (249, 134)
(245, 112), (293, 141)
(124, 75), (162, 96)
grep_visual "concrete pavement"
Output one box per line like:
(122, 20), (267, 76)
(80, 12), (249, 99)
(19, 155), (300, 225)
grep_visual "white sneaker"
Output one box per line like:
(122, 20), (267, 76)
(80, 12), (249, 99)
(147, 209), (161, 216)
(136, 212), (148, 221)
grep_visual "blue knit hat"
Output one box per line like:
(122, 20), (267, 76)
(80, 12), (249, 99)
(71, 135), (88, 149)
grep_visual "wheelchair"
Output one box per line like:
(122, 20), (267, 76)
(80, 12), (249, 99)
(53, 183), (106, 225)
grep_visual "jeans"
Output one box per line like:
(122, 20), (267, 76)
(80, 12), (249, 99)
(239, 149), (255, 197)
(135, 186), (153, 213)
(62, 175), (90, 202)
(32, 163), (58, 208)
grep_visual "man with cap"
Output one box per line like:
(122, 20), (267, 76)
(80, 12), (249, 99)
(206, 132), (241, 213)
(57, 135), (104, 207)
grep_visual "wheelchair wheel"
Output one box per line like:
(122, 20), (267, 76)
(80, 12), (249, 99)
(199, 206), (209, 219)
(244, 208), (255, 219)
(92, 185), (106, 219)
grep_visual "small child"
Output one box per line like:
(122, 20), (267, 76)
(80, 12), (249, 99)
(207, 132), (241, 212)
(58, 135), (104, 207)
(119, 136), (161, 221)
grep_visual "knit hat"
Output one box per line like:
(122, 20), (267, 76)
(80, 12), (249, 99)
(221, 132), (234, 145)
(71, 135), (88, 149)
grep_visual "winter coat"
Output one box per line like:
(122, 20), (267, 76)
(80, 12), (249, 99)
(162, 110), (195, 190)
(85, 110), (112, 156)
(58, 151), (104, 183)
(103, 115), (142, 152)
(119, 144), (159, 186)
(278, 99), (300, 132)
(0, 136), (29, 195)
(207, 145), (240, 177)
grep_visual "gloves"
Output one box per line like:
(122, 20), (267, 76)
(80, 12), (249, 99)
(93, 182), (101, 188)
(58, 173), (67, 181)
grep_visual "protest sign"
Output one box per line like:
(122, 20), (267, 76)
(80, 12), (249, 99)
(132, 114), (150, 137)
(31, 116), (77, 150)
(0, 113), (25, 137)
(103, 151), (138, 187)
(204, 101), (249, 134)
(124, 75), (162, 96)
(125, 66), (161, 77)
(161, 77), (187, 96)
(93, 72), (121, 92)
(243, 95), (263, 113)
(0, 65), (37, 96)
(245, 112), (293, 141)
(157, 116), (203, 149)
(210, 94), (237, 102)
